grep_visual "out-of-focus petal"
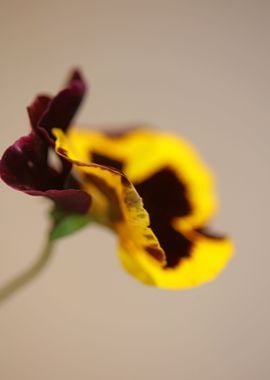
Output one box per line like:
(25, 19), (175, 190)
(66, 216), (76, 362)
(27, 95), (52, 129)
(63, 126), (217, 230)
(55, 126), (233, 288)
(118, 230), (233, 289)
(53, 128), (166, 264)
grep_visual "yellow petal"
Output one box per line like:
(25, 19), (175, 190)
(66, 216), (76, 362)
(52, 128), (166, 265)
(118, 231), (233, 289)
(53, 126), (233, 289)
(64, 126), (217, 231)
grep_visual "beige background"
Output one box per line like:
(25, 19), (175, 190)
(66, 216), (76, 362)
(0, 1), (269, 379)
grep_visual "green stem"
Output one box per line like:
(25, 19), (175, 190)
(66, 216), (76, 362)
(0, 238), (54, 305)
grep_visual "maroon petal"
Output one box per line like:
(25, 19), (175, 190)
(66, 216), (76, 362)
(1, 69), (91, 214)
(40, 70), (86, 131)
(1, 133), (57, 189)
(26, 189), (91, 214)
(27, 70), (87, 145)
(0, 132), (91, 214)
(27, 95), (52, 130)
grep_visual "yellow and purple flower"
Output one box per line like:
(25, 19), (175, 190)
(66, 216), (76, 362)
(0, 70), (233, 289)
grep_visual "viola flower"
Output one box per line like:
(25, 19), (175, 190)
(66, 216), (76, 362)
(53, 127), (233, 288)
(0, 70), (233, 299)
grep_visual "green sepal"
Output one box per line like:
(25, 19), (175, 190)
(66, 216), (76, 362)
(49, 207), (92, 241)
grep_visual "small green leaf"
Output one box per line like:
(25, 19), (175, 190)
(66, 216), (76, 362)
(49, 208), (92, 241)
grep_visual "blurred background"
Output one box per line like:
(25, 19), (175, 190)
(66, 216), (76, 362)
(0, 1), (269, 379)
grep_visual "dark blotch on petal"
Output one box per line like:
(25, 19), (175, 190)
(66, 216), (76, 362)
(135, 168), (191, 220)
(195, 227), (226, 241)
(83, 173), (123, 222)
(150, 225), (191, 267)
(135, 168), (192, 267)
(145, 246), (165, 262)
(91, 152), (124, 172)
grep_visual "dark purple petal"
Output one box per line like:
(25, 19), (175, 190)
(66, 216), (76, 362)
(0, 133), (58, 190)
(40, 70), (86, 131)
(27, 95), (52, 130)
(0, 132), (91, 214)
(26, 189), (91, 214)
(1, 69), (91, 214)
(69, 69), (84, 82)
(26, 70), (87, 145)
